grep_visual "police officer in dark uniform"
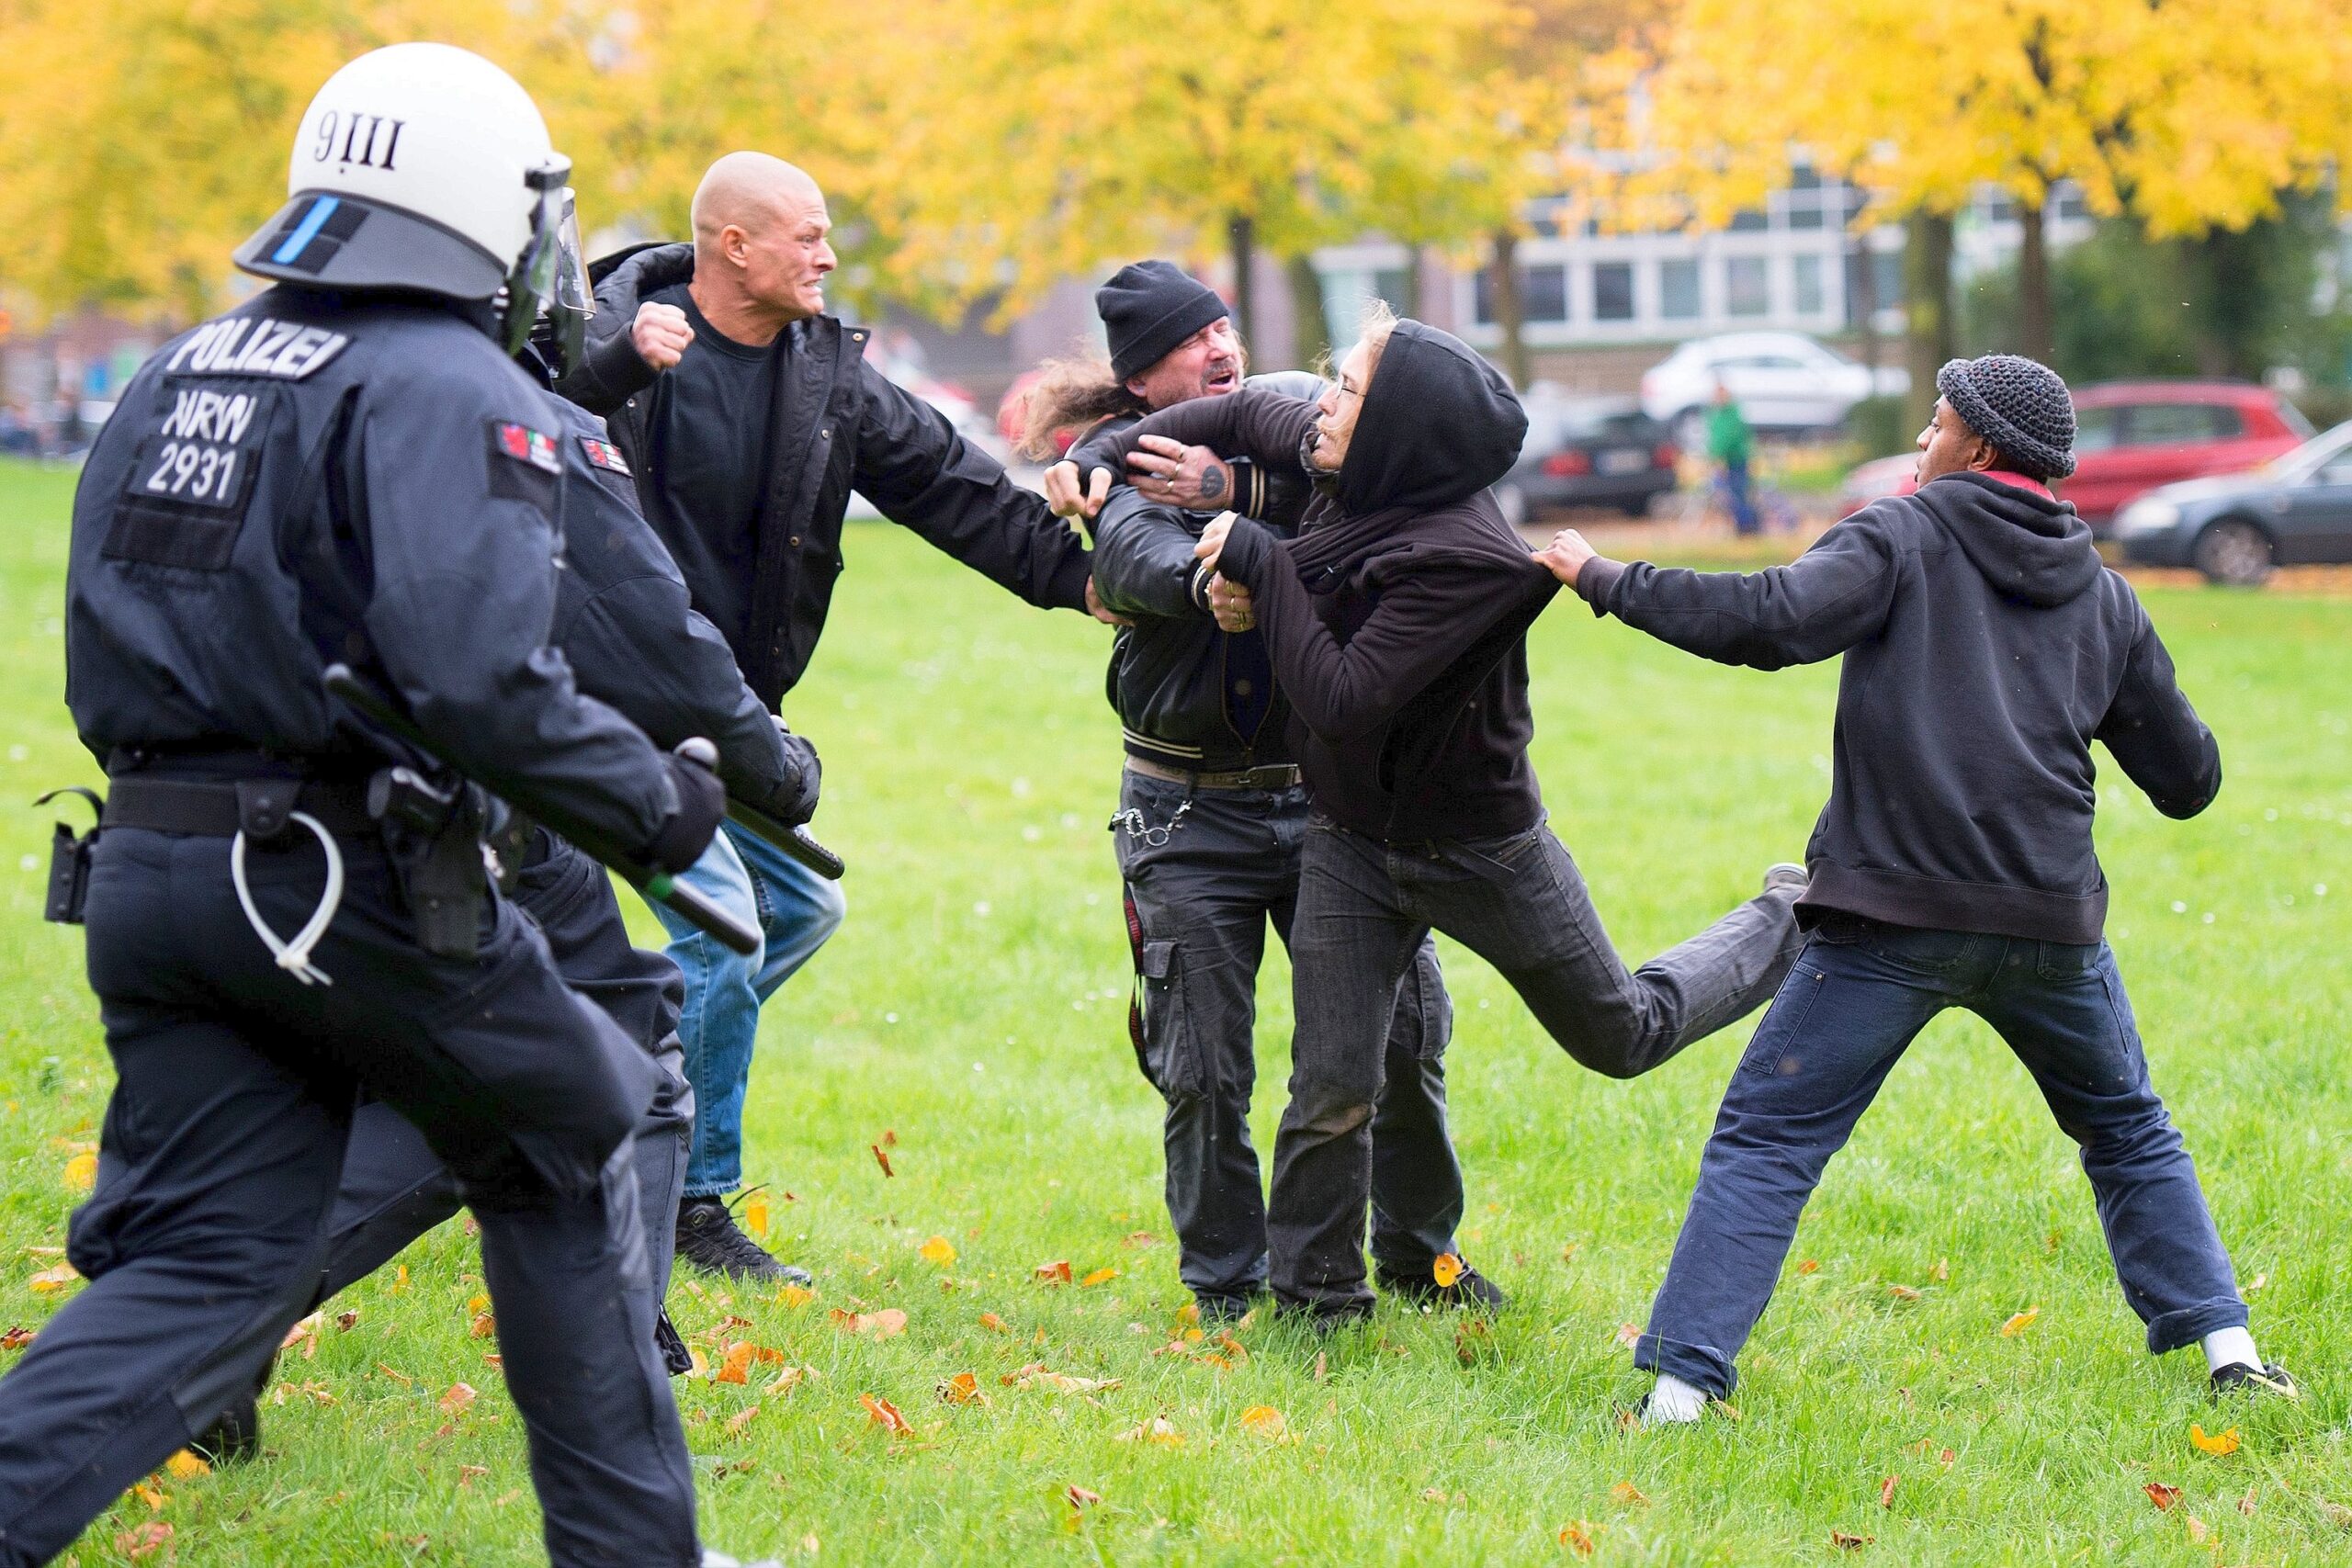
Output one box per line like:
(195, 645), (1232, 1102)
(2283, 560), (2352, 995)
(0, 45), (747, 1568)
(194, 213), (825, 1463)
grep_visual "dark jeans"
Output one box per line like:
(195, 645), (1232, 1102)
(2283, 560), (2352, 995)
(1114, 771), (1464, 1310)
(1276, 816), (1801, 1313)
(1638, 916), (2249, 1396)
(319, 834), (693, 1314)
(0, 828), (698, 1568)
(1722, 454), (1758, 535)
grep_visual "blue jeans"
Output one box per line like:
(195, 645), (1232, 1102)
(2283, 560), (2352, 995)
(644, 819), (846, 1199)
(1638, 916), (2248, 1397)
(1722, 454), (1758, 535)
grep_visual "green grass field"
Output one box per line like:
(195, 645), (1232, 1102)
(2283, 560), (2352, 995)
(2, 456), (2348, 1565)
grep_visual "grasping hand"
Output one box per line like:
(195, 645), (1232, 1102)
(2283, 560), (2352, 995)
(1190, 511), (1237, 575)
(1084, 577), (1131, 626)
(631, 301), (694, 371)
(1206, 573), (1254, 633)
(1045, 460), (1112, 522)
(1126, 435), (1234, 511)
(1532, 527), (1599, 588)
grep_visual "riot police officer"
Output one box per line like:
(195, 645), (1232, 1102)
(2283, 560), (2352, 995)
(0, 45), (736, 1568)
(193, 219), (827, 1462)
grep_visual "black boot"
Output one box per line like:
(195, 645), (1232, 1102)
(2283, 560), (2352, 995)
(674, 1195), (812, 1285)
(1377, 1260), (1508, 1314)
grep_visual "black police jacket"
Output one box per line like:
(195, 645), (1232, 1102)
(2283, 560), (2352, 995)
(556, 243), (1094, 705)
(67, 288), (684, 857)
(539, 391), (809, 816)
(1083, 373), (1319, 774)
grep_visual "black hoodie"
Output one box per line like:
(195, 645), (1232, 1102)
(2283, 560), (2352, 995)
(1072, 321), (1553, 840)
(1577, 470), (2221, 942)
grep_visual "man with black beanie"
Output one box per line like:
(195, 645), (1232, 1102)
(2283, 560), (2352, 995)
(1536, 354), (2295, 1421)
(1026, 262), (1487, 1320)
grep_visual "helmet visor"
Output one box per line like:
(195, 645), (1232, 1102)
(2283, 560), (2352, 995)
(500, 155), (573, 355)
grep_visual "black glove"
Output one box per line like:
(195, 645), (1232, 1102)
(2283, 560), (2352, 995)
(763, 719), (821, 829)
(643, 750), (728, 874)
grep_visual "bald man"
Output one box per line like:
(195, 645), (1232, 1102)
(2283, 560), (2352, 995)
(558, 154), (1105, 1282)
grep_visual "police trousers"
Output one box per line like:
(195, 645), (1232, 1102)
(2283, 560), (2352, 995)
(319, 831), (693, 1326)
(0, 825), (700, 1568)
(1114, 769), (1464, 1312)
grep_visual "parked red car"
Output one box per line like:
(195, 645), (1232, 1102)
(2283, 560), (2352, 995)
(2064, 381), (2312, 527)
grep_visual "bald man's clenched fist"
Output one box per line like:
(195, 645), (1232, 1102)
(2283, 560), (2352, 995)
(631, 301), (695, 371)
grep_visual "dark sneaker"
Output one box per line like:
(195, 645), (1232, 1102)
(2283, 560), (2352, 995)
(1193, 1293), (1258, 1325)
(2211, 1360), (2300, 1400)
(1763, 863), (1809, 898)
(1377, 1261), (1508, 1314)
(675, 1196), (813, 1285)
(189, 1395), (262, 1466)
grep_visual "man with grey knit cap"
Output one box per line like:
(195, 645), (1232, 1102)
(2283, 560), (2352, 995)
(1532, 354), (2297, 1422)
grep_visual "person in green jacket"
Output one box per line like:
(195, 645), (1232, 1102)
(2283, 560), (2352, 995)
(1706, 379), (1759, 535)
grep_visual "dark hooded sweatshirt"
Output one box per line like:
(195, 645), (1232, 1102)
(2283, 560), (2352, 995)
(1071, 322), (1554, 840)
(1577, 470), (2221, 942)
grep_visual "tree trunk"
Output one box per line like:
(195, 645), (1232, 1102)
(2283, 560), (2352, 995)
(2017, 191), (2053, 363)
(1227, 213), (1257, 349)
(1488, 229), (1529, 389)
(1902, 210), (1955, 433)
(1284, 253), (1331, 371)
(1403, 243), (1426, 321)
(1852, 231), (1880, 374)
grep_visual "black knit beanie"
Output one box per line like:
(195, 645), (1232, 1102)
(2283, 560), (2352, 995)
(1097, 260), (1229, 383)
(1935, 354), (2077, 479)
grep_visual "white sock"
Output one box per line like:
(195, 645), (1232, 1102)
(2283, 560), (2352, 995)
(1643, 1372), (1709, 1425)
(2203, 1326), (2260, 1375)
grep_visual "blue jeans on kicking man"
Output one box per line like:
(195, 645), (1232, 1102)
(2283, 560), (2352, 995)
(1637, 914), (2248, 1397)
(644, 818), (847, 1200)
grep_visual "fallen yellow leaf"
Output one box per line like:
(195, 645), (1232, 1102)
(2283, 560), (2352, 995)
(1610, 1482), (1649, 1507)
(1114, 1416), (1183, 1446)
(860, 1393), (912, 1436)
(1998, 1307), (2040, 1337)
(743, 1191), (770, 1238)
(775, 1283), (815, 1308)
(62, 1151), (96, 1192)
(1558, 1520), (1596, 1556)
(1238, 1404), (1287, 1439)
(1080, 1267), (1119, 1288)
(714, 1342), (756, 1385)
(164, 1450), (209, 1480)
(936, 1371), (987, 1406)
(28, 1263), (80, 1294)
(1034, 1260), (1073, 1286)
(1432, 1253), (1464, 1288)
(2190, 1423), (2241, 1456)
(919, 1235), (957, 1267)
(978, 1311), (1012, 1334)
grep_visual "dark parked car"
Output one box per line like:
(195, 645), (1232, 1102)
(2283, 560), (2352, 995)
(2116, 418), (2352, 582)
(1493, 392), (1678, 525)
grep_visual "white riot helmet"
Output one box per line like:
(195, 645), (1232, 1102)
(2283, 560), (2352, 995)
(234, 43), (572, 347)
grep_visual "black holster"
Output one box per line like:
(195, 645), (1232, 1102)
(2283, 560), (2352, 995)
(368, 766), (491, 960)
(37, 786), (103, 925)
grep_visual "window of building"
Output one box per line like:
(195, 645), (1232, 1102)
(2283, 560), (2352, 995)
(1592, 262), (1634, 321)
(1471, 263), (1569, 324)
(1792, 254), (1824, 315)
(1728, 208), (1770, 232)
(1871, 250), (1902, 312)
(1783, 171), (1831, 231)
(1523, 264), (1568, 322)
(1659, 257), (1702, 320)
(1724, 254), (1771, 316)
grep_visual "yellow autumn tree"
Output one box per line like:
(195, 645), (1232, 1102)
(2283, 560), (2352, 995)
(1630, 0), (2352, 368)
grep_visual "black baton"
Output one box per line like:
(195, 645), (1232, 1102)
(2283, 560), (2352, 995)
(322, 663), (761, 957)
(725, 801), (844, 881)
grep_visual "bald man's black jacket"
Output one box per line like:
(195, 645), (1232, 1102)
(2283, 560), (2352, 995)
(530, 380), (808, 815)
(558, 243), (1092, 705)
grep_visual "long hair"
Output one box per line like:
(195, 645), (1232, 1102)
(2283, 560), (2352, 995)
(1013, 356), (1146, 461)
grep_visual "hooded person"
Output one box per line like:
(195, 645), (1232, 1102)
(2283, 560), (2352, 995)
(1532, 354), (2293, 1421)
(1068, 309), (1807, 1323)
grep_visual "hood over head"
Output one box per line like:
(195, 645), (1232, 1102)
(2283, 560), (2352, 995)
(1917, 470), (2102, 606)
(1338, 321), (1527, 515)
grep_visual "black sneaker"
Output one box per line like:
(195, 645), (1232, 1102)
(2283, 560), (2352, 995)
(2211, 1360), (2300, 1400)
(1377, 1261), (1508, 1314)
(189, 1396), (262, 1466)
(1193, 1292), (1258, 1325)
(675, 1196), (813, 1285)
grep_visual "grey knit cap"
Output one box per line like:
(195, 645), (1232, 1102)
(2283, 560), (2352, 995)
(1935, 354), (2076, 479)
